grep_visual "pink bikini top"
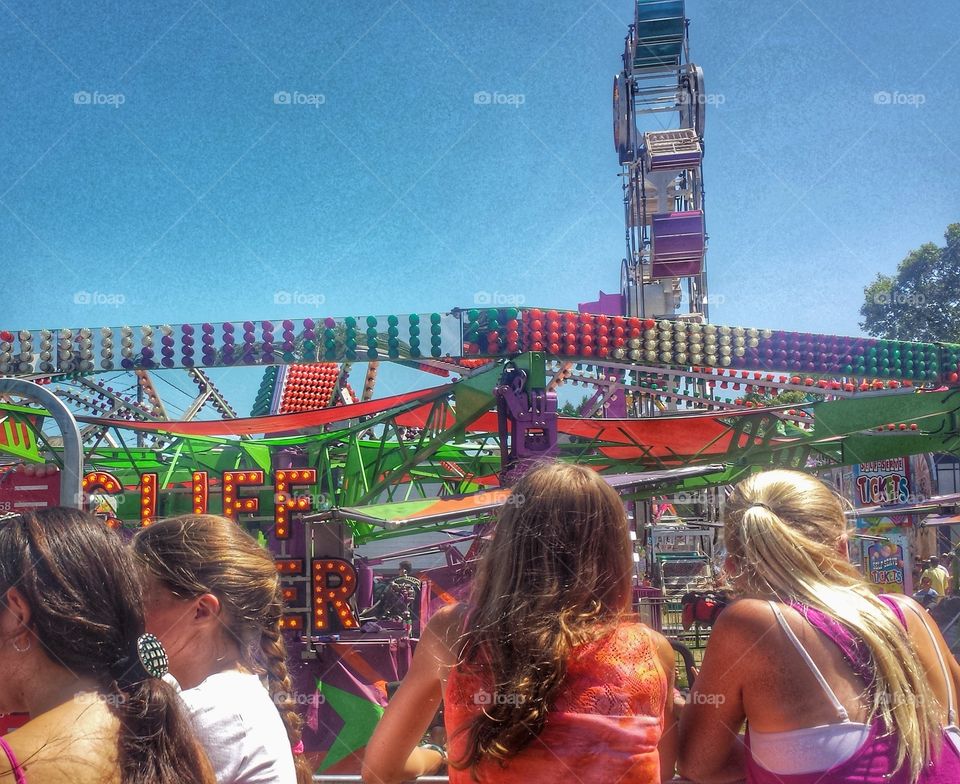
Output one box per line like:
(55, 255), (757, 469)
(744, 595), (960, 783)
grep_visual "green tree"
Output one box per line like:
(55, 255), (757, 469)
(860, 223), (960, 342)
(744, 390), (809, 407)
(558, 394), (594, 417)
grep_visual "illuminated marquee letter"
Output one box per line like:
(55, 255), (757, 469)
(222, 470), (264, 521)
(192, 471), (208, 514)
(273, 469), (317, 539)
(311, 558), (359, 631)
(279, 615), (304, 631)
(82, 471), (123, 529)
(275, 558), (305, 576)
(140, 473), (158, 526)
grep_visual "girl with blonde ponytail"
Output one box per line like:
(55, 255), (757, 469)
(133, 515), (312, 784)
(678, 469), (960, 784)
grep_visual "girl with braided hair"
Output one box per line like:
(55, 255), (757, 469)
(132, 515), (311, 784)
(0, 507), (215, 784)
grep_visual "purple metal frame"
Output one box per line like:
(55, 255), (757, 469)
(495, 367), (559, 484)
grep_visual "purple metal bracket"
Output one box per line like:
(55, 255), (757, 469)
(495, 367), (559, 485)
(579, 291), (625, 316)
(578, 372), (628, 418)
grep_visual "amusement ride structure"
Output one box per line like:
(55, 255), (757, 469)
(2, 0), (960, 772)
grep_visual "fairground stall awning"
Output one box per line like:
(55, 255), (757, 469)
(845, 493), (960, 519)
(920, 514), (960, 527)
(331, 464), (727, 530)
(76, 385), (452, 436)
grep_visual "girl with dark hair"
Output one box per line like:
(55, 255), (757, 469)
(132, 514), (311, 784)
(362, 462), (678, 783)
(0, 507), (215, 784)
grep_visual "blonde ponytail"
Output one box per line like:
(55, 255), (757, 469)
(725, 470), (942, 782)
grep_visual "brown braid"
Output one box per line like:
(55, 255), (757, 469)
(260, 604), (313, 784)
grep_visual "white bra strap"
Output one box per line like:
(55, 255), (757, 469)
(903, 601), (957, 726)
(769, 602), (849, 721)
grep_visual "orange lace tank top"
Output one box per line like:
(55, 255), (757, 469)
(444, 621), (667, 784)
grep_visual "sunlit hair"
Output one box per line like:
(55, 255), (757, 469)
(724, 469), (941, 782)
(133, 515), (312, 784)
(450, 462), (634, 769)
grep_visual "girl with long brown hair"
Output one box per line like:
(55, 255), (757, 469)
(678, 469), (960, 783)
(132, 514), (312, 784)
(362, 462), (678, 783)
(0, 507), (215, 784)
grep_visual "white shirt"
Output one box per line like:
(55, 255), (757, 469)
(169, 670), (298, 784)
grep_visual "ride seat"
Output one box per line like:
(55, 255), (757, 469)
(650, 210), (705, 278)
(644, 129), (702, 171)
(632, 0), (686, 70)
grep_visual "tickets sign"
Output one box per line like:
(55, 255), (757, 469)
(866, 534), (907, 593)
(853, 458), (914, 532)
(854, 458), (911, 507)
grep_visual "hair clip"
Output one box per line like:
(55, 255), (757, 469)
(136, 633), (169, 679)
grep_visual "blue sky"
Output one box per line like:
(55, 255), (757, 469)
(2, 0), (959, 416)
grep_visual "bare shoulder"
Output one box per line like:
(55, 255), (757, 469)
(5, 698), (120, 783)
(424, 602), (467, 635)
(420, 603), (469, 661)
(702, 598), (781, 658)
(694, 599), (781, 684)
(711, 597), (777, 635)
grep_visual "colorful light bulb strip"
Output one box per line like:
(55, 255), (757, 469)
(512, 310), (960, 383)
(251, 366), (280, 416)
(134, 371), (167, 418)
(461, 307), (521, 356)
(3, 309), (960, 384)
(81, 470), (123, 528)
(278, 363), (342, 412)
(0, 314), (456, 375)
(275, 558), (305, 576)
(192, 471), (208, 514)
(82, 470), (121, 496)
(278, 615), (305, 631)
